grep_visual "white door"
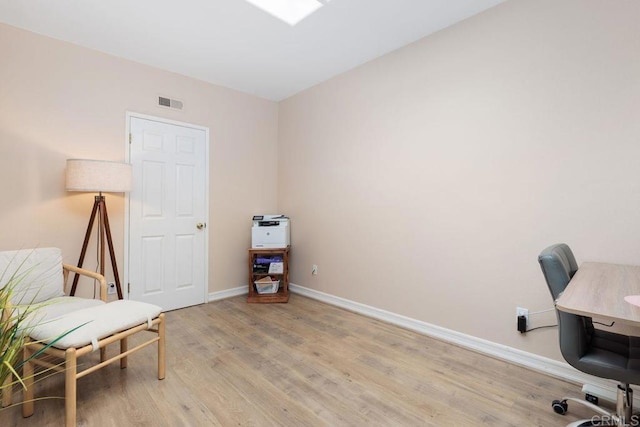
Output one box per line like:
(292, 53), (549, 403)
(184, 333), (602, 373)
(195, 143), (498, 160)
(128, 115), (208, 311)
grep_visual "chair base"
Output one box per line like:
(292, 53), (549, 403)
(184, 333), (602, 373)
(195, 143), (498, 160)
(566, 421), (614, 427)
(22, 312), (165, 427)
(566, 419), (621, 427)
(556, 384), (634, 427)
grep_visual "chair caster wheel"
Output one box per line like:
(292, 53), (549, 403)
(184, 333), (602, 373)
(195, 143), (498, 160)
(552, 399), (568, 415)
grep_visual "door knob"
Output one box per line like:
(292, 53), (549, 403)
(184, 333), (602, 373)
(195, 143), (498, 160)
(196, 222), (206, 230)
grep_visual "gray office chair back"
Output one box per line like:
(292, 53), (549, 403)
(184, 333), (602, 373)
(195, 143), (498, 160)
(538, 243), (578, 299)
(538, 243), (594, 366)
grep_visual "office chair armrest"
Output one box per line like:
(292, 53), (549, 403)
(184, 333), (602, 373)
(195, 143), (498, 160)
(62, 264), (108, 302)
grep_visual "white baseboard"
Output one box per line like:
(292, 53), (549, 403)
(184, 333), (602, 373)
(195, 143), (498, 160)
(208, 286), (247, 302)
(289, 283), (631, 406)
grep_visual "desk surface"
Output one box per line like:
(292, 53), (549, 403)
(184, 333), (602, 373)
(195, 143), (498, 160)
(556, 262), (640, 326)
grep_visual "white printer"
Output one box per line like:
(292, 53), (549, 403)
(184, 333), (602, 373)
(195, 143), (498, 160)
(251, 215), (290, 249)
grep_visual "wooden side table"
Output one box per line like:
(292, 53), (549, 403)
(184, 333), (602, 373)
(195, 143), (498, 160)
(247, 246), (290, 303)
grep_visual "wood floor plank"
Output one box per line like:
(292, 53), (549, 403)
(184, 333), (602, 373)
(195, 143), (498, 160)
(1, 294), (595, 426)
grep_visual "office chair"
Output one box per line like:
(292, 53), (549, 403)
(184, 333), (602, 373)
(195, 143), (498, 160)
(538, 243), (640, 427)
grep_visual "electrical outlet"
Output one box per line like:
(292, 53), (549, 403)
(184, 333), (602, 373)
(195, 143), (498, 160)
(516, 307), (529, 331)
(107, 282), (116, 295)
(312, 264), (318, 275)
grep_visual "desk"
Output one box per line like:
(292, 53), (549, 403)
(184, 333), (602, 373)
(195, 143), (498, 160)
(556, 262), (640, 327)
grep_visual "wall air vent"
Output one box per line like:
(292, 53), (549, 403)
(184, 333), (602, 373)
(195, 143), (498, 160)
(158, 96), (184, 111)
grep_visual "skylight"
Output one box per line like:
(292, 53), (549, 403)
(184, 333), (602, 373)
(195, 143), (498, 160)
(245, 0), (323, 26)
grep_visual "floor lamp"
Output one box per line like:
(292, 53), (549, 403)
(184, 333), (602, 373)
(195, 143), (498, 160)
(66, 159), (132, 299)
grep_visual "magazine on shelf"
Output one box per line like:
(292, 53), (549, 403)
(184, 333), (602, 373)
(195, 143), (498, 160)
(268, 262), (284, 274)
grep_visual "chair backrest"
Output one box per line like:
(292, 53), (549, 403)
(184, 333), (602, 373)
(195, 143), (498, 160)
(538, 243), (593, 366)
(0, 248), (65, 305)
(538, 243), (578, 299)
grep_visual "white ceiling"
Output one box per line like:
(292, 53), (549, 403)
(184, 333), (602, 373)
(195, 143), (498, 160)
(0, 0), (506, 101)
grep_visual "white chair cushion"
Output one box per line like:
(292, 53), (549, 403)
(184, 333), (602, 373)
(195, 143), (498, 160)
(29, 300), (162, 350)
(0, 248), (65, 304)
(19, 296), (106, 332)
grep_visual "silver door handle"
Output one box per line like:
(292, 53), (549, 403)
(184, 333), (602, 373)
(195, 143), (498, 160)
(196, 222), (206, 230)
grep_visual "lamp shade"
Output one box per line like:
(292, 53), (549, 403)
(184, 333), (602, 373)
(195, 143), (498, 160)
(66, 159), (132, 193)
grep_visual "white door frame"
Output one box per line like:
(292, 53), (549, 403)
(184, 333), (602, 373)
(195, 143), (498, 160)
(124, 111), (210, 305)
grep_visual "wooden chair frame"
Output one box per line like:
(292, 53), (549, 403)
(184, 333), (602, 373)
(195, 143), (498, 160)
(2, 263), (165, 427)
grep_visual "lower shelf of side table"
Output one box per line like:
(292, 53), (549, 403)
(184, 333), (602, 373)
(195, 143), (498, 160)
(246, 287), (289, 303)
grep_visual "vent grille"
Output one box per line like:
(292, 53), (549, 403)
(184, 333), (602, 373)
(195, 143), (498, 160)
(158, 96), (183, 110)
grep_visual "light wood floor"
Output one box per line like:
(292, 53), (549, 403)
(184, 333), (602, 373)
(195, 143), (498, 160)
(1, 294), (598, 426)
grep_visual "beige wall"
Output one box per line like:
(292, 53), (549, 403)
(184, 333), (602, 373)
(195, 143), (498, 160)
(278, 0), (640, 360)
(0, 23), (279, 297)
(3, 0), (640, 362)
